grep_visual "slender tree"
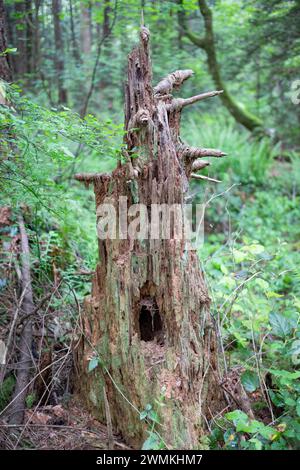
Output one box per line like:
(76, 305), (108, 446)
(178, 0), (263, 132)
(32, 0), (42, 75)
(0, 0), (12, 82)
(69, 0), (81, 64)
(12, 1), (27, 76)
(52, 0), (68, 104)
(80, 1), (92, 57)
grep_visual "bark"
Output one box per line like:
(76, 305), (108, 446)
(75, 27), (226, 448)
(0, 0), (12, 81)
(52, 0), (67, 104)
(178, 0), (263, 132)
(8, 214), (34, 424)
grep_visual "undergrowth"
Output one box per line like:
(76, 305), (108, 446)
(1, 87), (299, 449)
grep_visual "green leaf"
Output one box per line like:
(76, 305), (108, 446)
(141, 431), (162, 450)
(269, 369), (300, 380)
(225, 409), (248, 425)
(223, 429), (238, 449)
(255, 278), (269, 291)
(248, 437), (263, 450)
(241, 370), (260, 392)
(284, 397), (296, 407)
(88, 357), (100, 373)
(289, 339), (300, 365)
(269, 312), (292, 337)
(139, 410), (148, 421)
(148, 410), (160, 424)
(0, 47), (17, 57)
(266, 291), (284, 299)
(232, 249), (247, 263)
(242, 244), (265, 255)
(257, 424), (275, 440)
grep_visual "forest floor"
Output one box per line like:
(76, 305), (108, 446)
(0, 398), (129, 450)
(1, 150), (299, 450)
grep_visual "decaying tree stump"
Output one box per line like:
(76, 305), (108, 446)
(75, 26), (227, 449)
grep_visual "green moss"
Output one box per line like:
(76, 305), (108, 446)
(0, 375), (15, 411)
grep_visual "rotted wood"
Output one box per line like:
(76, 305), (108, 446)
(75, 26), (227, 448)
(192, 160), (210, 171)
(180, 145), (227, 159)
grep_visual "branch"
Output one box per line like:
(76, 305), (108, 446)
(178, 0), (263, 132)
(168, 90), (223, 111)
(80, 0), (119, 118)
(181, 145), (227, 158)
(191, 173), (221, 183)
(177, 0), (207, 49)
(154, 69), (194, 95)
(74, 173), (110, 183)
(192, 160), (210, 171)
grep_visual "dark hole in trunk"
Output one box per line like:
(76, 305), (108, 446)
(139, 297), (163, 343)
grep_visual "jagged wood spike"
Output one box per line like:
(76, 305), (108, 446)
(191, 173), (221, 183)
(181, 145), (227, 158)
(154, 69), (194, 95)
(168, 90), (223, 111)
(140, 9), (144, 27)
(192, 160), (211, 171)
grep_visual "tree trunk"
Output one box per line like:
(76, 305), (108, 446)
(80, 2), (92, 57)
(69, 0), (81, 64)
(25, 0), (33, 75)
(32, 0), (41, 75)
(11, 1), (27, 77)
(52, 0), (67, 104)
(75, 27), (225, 449)
(178, 0), (263, 133)
(0, 0), (12, 82)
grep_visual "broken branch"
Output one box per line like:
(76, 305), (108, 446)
(191, 173), (221, 183)
(192, 160), (210, 171)
(154, 69), (194, 95)
(168, 90), (223, 111)
(181, 145), (227, 158)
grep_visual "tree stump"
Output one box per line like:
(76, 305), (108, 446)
(75, 26), (227, 449)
